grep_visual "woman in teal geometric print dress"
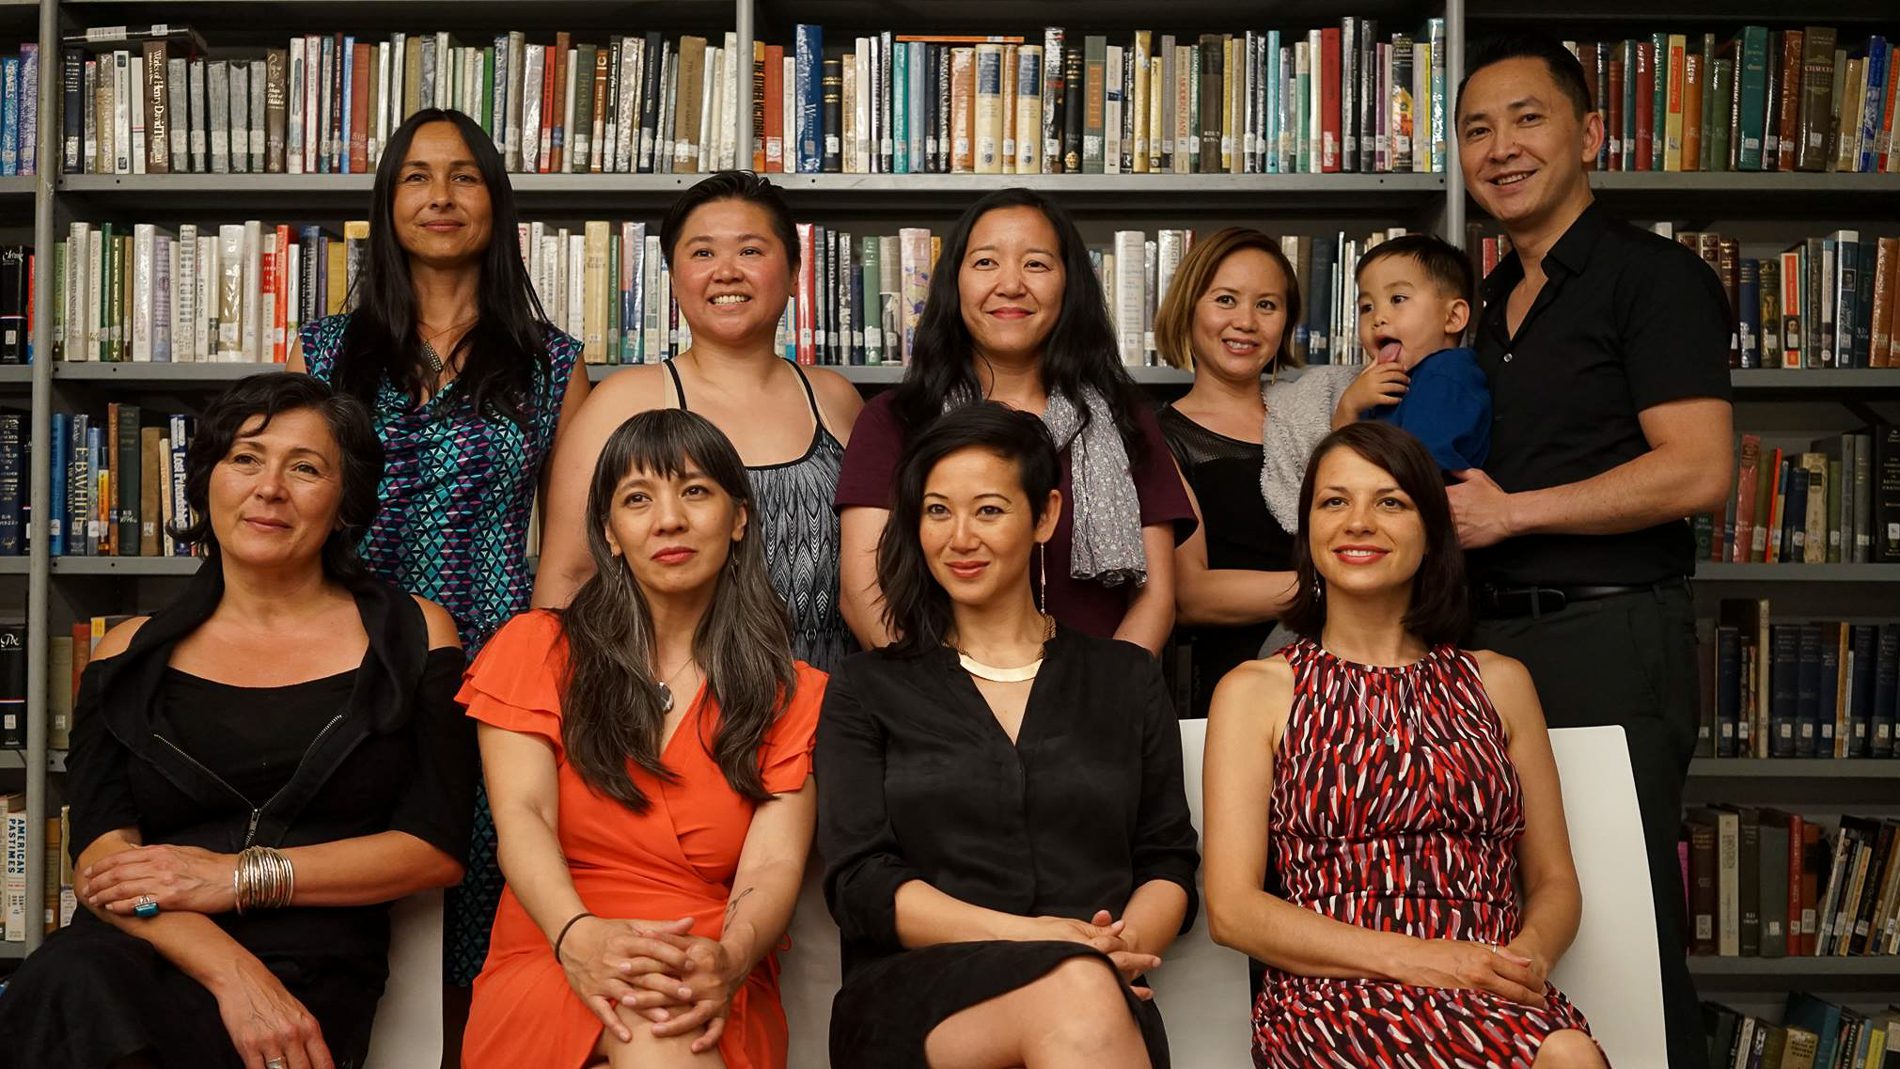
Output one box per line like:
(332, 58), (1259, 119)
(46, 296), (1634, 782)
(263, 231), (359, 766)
(291, 108), (590, 1050)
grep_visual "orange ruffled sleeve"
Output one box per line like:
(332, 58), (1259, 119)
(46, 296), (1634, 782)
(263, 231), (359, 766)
(758, 662), (827, 795)
(459, 610), (570, 759)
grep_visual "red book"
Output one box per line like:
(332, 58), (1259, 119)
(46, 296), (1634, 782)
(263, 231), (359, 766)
(538, 46), (559, 172)
(1732, 433), (1761, 562)
(764, 45), (785, 172)
(1776, 30), (1803, 171)
(1320, 27), (1342, 172)
(1634, 42), (1655, 171)
(348, 43), (370, 174)
(272, 224), (292, 362)
(1798, 821), (1821, 954)
(794, 223), (816, 364)
(1787, 811), (1806, 956)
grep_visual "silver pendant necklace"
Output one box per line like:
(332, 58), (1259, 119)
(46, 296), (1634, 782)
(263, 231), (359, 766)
(420, 339), (444, 373)
(653, 654), (696, 713)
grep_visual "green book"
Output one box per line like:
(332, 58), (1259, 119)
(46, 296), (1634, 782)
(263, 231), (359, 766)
(892, 43), (908, 173)
(1621, 41), (1638, 171)
(606, 231), (619, 364)
(1651, 32), (1669, 171)
(1709, 54), (1735, 171)
(51, 242), (64, 359)
(572, 43), (597, 173)
(1734, 26), (1770, 170)
(482, 48), (496, 135)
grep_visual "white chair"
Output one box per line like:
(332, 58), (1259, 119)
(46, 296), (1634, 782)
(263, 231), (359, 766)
(364, 889), (445, 1069)
(781, 861), (840, 1069)
(1546, 725), (1668, 1069)
(1146, 717), (1256, 1066)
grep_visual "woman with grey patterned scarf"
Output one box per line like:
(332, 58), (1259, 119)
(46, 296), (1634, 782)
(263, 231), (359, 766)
(835, 188), (1196, 655)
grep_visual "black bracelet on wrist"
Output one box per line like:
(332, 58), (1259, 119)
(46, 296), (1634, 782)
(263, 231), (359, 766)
(552, 911), (596, 963)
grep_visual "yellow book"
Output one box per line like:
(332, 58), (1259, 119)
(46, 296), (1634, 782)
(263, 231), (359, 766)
(1663, 33), (1687, 171)
(1131, 31), (1151, 173)
(973, 43), (1003, 174)
(581, 221), (609, 364)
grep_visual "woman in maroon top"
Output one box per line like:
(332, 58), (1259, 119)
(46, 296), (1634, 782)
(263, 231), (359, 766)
(835, 189), (1195, 653)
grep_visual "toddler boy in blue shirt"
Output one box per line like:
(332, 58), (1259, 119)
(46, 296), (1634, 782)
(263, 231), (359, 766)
(1342, 233), (1491, 472)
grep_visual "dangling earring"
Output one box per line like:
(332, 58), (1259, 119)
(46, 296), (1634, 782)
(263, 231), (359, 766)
(1312, 574), (1324, 600)
(1037, 541), (1049, 615)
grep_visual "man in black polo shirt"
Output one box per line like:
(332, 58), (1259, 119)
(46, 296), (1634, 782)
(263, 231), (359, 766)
(1454, 33), (1734, 1069)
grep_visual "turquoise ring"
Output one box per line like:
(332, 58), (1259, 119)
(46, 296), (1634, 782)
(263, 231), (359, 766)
(132, 897), (160, 918)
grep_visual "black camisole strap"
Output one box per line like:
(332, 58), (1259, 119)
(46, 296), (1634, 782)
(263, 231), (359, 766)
(786, 360), (825, 424)
(662, 357), (689, 410)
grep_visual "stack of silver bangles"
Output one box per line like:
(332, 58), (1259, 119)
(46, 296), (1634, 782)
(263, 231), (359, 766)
(233, 846), (295, 913)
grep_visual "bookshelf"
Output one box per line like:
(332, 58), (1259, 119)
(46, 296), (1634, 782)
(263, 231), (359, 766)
(4, 0), (1897, 1046)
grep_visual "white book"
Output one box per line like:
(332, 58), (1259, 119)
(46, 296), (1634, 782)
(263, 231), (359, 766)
(316, 38), (333, 170)
(723, 32), (741, 169)
(132, 224), (156, 360)
(388, 33), (408, 150)
(782, 55), (795, 175)
(3, 795), (26, 942)
(435, 31), (451, 108)
(561, 49), (579, 170)
(216, 224), (244, 359)
(705, 46), (725, 173)
(197, 235), (216, 361)
(525, 222), (546, 311)
(658, 49), (677, 175)
(1104, 45), (1122, 175)
(644, 234), (664, 360)
(1112, 231), (1146, 365)
(176, 225), (198, 362)
(853, 43), (868, 172)
(1143, 238), (1158, 358)
(521, 45), (544, 173)
(130, 54), (147, 174)
(1157, 229), (1186, 313)
(565, 232), (584, 341)
(167, 57), (189, 172)
(242, 221), (262, 361)
(371, 42), (391, 165)
(85, 229), (103, 360)
(616, 38), (639, 173)
(287, 38), (305, 173)
(624, 221), (647, 361)
(65, 223), (90, 361)
(113, 51), (132, 174)
(538, 234), (560, 329)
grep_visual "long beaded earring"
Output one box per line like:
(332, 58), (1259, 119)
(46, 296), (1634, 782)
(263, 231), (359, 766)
(1037, 541), (1049, 615)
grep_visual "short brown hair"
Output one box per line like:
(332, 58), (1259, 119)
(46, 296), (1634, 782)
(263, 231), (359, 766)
(1279, 423), (1469, 645)
(1356, 233), (1476, 310)
(1154, 227), (1303, 372)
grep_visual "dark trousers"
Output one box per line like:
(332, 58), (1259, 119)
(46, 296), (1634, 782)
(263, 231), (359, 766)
(1470, 583), (1708, 1069)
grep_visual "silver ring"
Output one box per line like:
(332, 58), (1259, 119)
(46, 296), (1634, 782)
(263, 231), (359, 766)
(266, 1059), (287, 1069)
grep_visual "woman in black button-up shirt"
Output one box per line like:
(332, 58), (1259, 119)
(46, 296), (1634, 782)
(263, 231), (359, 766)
(817, 402), (1200, 1069)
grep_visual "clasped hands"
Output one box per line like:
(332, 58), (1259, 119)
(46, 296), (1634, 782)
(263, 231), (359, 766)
(1399, 937), (1551, 1008)
(1027, 909), (1162, 1000)
(560, 915), (739, 1054)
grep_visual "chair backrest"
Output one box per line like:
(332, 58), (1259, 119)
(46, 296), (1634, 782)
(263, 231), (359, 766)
(364, 889), (445, 1069)
(1146, 718), (1257, 1065)
(1545, 726), (1668, 1069)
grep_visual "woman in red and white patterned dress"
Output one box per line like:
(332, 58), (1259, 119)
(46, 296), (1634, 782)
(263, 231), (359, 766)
(1201, 422), (1607, 1069)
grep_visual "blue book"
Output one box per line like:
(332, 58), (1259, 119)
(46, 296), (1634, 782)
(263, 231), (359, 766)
(794, 24), (823, 173)
(1794, 624), (1822, 757)
(1738, 256), (1761, 367)
(1265, 32), (1281, 173)
(892, 43), (908, 174)
(1872, 624), (1899, 758)
(1769, 624), (1799, 757)
(0, 57), (19, 177)
(48, 412), (65, 556)
(1306, 239), (1334, 364)
(1859, 38), (1888, 174)
(339, 38), (355, 175)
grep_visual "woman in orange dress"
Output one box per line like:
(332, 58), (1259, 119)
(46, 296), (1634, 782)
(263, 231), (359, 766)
(462, 408), (823, 1069)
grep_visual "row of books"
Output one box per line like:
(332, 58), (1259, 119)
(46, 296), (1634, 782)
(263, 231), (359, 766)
(45, 407), (195, 558)
(1705, 995), (1900, 1069)
(1568, 27), (1900, 176)
(1704, 604), (1899, 761)
(1695, 428), (1900, 567)
(52, 221), (367, 364)
(1682, 807), (1900, 959)
(769, 21), (1447, 177)
(0, 794), (67, 942)
(1667, 228), (1900, 371)
(61, 28), (754, 178)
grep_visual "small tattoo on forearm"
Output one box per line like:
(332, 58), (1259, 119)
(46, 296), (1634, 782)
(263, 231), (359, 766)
(724, 888), (754, 926)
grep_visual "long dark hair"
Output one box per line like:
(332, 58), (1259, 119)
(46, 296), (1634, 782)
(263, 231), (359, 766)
(892, 188), (1147, 459)
(1281, 423), (1468, 645)
(173, 372), (383, 582)
(331, 108), (549, 425)
(878, 403), (1062, 657)
(559, 410), (797, 813)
